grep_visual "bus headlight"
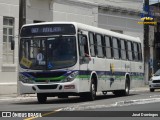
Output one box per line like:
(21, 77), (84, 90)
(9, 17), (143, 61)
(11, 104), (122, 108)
(19, 74), (34, 83)
(63, 71), (78, 82)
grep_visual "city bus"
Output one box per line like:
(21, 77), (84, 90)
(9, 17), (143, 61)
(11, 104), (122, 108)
(16, 22), (143, 103)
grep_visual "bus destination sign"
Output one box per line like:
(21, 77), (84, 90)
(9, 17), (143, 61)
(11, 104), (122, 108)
(31, 27), (62, 34)
(21, 24), (76, 37)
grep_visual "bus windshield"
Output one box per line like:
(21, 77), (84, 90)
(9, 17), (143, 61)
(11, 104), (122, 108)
(19, 36), (77, 70)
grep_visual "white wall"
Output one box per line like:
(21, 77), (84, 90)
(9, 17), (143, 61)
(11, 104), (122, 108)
(52, 0), (98, 26)
(98, 10), (143, 41)
(26, 0), (53, 23)
(62, 0), (143, 11)
(93, 0), (142, 11)
(0, 0), (19, 95)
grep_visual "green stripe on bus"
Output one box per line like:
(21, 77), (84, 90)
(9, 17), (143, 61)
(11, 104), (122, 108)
(34, 75), (143, 81)
(77, 75), (90, 79)
(36, 76), (66, 81)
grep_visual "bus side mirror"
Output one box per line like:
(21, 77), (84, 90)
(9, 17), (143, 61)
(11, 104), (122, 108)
(11, 38), (15, 50)
(80, 53), (91, 64)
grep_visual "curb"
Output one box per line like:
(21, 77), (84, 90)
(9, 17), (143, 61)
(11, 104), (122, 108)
(130, 87), (149, 92)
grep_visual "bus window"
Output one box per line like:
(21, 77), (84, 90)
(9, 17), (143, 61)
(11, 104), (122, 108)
(117, 39), (121, 59)
(105, 36), (112, 58)
(138, 43), (142, 61)
(133, 42), (139, 61)
(112, 37), (120, 59)
(89, 32), (96, 57)
(131, 42), (135, 60)
(120, 39), (127, 60)
(127, 41), (133, 60)
(96, 34), (104, 58)
(78, 34), (89, 57)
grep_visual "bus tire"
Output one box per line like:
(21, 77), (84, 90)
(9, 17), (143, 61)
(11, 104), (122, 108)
(87, 79), (96, 101)
(121, 77), (130, 96)
(37, 93), (47, 104)
(150, 88), (154, 92)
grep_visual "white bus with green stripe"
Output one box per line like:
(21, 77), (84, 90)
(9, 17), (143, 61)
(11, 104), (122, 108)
(18, 22), (143, 103)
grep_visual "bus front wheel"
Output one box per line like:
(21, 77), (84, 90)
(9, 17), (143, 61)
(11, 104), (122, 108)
(87, 79), (96, 101)
(150, 88), (154, 92)
(37, 93), (47, 104)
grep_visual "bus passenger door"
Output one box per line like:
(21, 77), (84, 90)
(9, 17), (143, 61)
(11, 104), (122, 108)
(78, 32), (92, 92)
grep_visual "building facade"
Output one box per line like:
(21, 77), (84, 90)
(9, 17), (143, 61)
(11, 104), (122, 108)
(0, 0), (144, 95)
(0, 0), (19, 95)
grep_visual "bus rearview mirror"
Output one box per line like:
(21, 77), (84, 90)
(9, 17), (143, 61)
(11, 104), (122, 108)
(80, 56), (91, 64)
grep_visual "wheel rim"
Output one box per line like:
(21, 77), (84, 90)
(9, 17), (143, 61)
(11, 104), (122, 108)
(92, 83), (96, 98)
(103, 92), (107, 95)
(125, 83), (129, 95)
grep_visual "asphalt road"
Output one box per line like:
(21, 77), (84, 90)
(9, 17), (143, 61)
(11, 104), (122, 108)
(0, 89), (160, 120)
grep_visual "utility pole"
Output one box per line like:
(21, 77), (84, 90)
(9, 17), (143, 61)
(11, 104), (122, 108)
(154, 0), (160, 72)
(19, 0), (26, 33)
(144, 0), (150, 84)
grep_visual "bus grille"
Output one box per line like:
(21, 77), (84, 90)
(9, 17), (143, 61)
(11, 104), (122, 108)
(152, 80), (160, 83)
(29, 71), (66, 78)
(37, 85), (58, 89)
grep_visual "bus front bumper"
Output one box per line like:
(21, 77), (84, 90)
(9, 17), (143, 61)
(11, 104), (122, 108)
(18, 81), (78, 95)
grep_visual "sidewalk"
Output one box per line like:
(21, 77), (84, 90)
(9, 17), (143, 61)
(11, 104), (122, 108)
(0, 86), (149, 101)
(130, 85), (149, 92)
(0, 93), (37, 102)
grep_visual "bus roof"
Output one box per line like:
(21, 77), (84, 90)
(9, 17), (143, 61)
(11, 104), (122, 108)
(22, 22), (141, 43)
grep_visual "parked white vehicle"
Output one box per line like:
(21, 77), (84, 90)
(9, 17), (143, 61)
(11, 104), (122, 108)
(149, 69), (160, 92)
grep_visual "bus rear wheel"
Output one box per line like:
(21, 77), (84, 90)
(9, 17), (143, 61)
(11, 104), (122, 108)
(37, 93), (47, 104)
(121, 78), (130, 96)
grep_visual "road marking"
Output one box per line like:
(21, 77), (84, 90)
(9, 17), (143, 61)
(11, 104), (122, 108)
(115, 98), (160, 106)
(42, 108), (62, 117)
(24, 108), (62, 120)
(24, 116), (39, 120)
(150, 95), (160, 98)
(59, 97), (160, 111)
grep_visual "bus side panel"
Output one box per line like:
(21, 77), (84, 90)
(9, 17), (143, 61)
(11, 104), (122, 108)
(131, 62), (144, 88)
(91, 58), (106, 92)
(78, 60), (92, 92)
